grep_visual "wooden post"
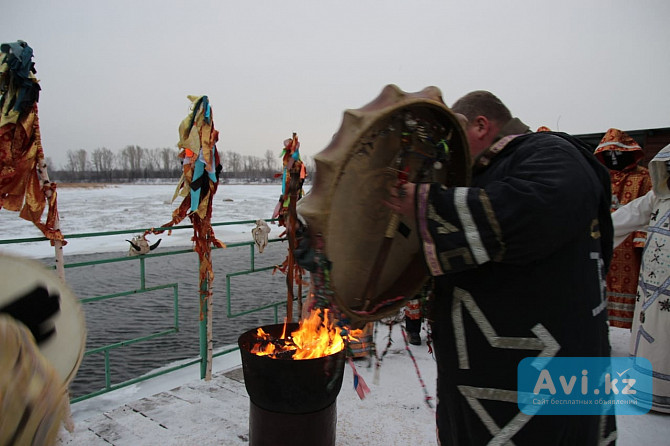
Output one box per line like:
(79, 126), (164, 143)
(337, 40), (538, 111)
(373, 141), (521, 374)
(36, 159), (74, 431)
(199, 230), (213, 381)
(285, 170), (302, 323)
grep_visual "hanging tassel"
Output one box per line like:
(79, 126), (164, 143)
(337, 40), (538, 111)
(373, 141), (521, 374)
(348, 357), (370, 399)
(426, 325), (434, 356)
(373, 322), (395, 385)
(400, 325), (434, 411)
(369, 322), (381, 385)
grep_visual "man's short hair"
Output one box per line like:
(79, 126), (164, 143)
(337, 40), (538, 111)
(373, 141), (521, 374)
(451, 91), (512, 125)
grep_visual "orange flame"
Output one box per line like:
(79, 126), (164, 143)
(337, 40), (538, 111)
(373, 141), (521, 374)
(250, 308), (345, 359)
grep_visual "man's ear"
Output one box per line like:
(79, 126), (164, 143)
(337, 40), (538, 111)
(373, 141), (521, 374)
(472, 116), (490, 138)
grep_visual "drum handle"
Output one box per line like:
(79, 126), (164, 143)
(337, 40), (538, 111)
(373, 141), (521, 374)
(361, 211), (401, 311)
(384, 212), (401, 239)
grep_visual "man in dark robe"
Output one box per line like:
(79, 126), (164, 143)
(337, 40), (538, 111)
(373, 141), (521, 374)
(386, 91), (616, 445)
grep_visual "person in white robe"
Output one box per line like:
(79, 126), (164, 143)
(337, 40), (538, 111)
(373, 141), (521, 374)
(612, 143), (670, 413)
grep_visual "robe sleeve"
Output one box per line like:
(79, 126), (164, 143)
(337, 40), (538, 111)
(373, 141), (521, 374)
(611, 190), (654, 248)
(415, 135), (609, 276)
(631, 173), (653, 248)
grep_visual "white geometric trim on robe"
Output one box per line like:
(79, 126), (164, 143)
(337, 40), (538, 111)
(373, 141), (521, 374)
(451, 287), (560, 370)
(454, 188), (490, 265)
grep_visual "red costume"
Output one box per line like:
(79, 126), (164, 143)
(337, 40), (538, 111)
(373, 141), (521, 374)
(594, 128), (652, 328)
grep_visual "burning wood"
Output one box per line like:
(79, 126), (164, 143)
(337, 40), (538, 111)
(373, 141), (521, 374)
(250, 309), (345, 360)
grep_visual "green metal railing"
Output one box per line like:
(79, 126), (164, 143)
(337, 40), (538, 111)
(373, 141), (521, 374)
(226, 245), (286, 321)
(0, 219), (292, 403)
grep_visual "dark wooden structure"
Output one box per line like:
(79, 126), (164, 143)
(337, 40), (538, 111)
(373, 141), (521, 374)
(574, 127), (670, 167)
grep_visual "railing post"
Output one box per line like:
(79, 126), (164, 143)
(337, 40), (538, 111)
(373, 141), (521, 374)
(199, 258), (209, 379)
(250, 243), (256, 272)
(139, 256), (146, 289)
(105, 350), (111, 389)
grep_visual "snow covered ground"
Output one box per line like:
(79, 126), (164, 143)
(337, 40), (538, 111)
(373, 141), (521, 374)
(58, 323), (440, 445)
(56, 323), (667, 445)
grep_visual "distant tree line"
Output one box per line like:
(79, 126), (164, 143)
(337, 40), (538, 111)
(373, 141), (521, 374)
(46, 146), (314, 183)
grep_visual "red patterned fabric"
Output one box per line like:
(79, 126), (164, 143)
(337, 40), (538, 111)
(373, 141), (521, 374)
(595, 128), (652, 328)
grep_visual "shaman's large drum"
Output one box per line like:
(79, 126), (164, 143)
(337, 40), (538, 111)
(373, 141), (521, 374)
(0, 254), (86, 444)
(298, 85), (470, 326)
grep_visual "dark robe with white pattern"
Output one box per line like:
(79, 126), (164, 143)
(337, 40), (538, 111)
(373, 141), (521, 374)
(419, 129), (617, 445)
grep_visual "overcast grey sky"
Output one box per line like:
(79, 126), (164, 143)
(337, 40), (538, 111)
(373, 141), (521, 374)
(4, 0), (670, 168)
